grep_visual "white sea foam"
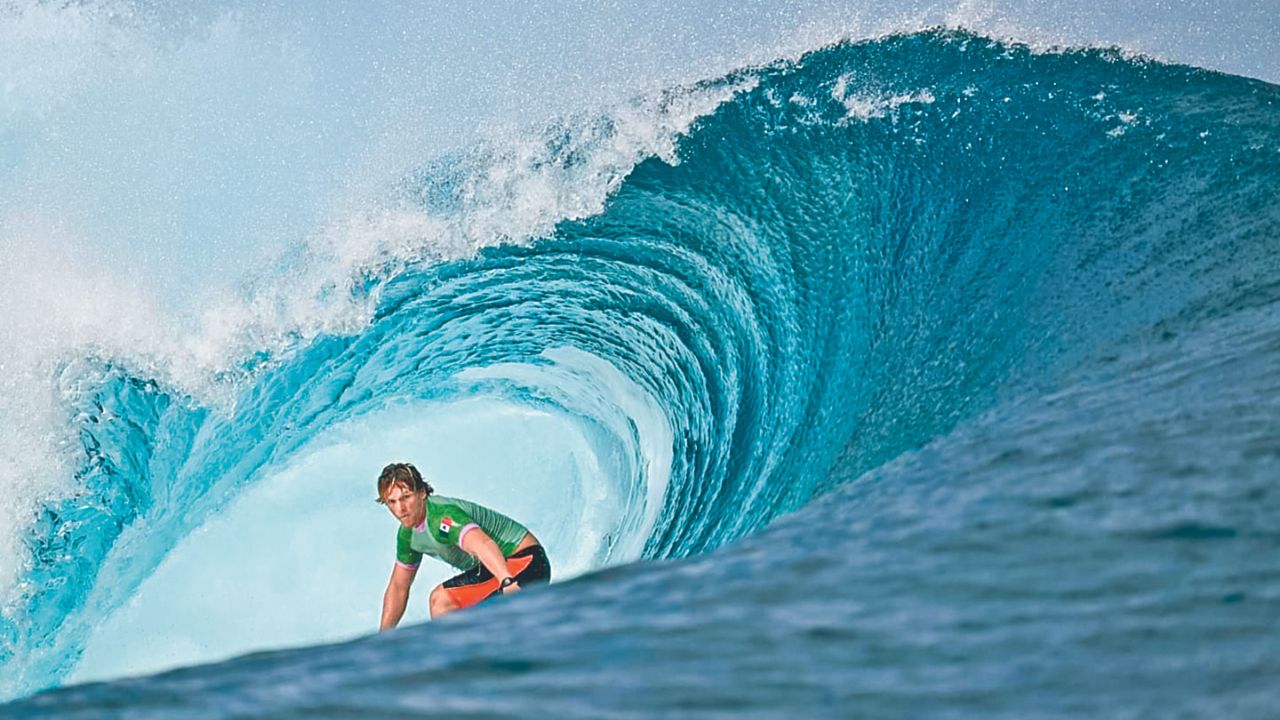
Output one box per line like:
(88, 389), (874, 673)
(0, 210), (175, 605)
(831, 75), (938, 120)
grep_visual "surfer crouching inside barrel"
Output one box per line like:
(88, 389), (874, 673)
(376, 462), (550, 628)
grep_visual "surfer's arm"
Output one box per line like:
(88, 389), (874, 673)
(459, 527), (518, 590)
(380, 561), (418, 631)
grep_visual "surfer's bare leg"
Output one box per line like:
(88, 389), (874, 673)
(429, 583), (459, 618)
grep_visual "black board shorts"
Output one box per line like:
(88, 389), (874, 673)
(441, 545), (551, 609)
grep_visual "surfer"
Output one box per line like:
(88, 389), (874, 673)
(376, 462), (551, 629)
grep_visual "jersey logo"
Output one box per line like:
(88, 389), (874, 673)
(438, 517), (455, 537)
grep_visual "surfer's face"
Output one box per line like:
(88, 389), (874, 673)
(383, 483), (427, 528)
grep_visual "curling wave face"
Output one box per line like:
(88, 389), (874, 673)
(2, 30), (1279, 714)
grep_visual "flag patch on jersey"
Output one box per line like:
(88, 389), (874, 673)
(438, 517), (455, 537)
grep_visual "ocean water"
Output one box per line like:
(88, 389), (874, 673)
(1, 5), (1279, 719)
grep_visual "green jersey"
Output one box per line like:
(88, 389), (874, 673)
(395, 495), (530, 571)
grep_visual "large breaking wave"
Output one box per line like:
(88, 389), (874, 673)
(1, 19), (1278, 717)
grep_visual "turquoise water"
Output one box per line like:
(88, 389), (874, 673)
(2, 28), (1279, 717)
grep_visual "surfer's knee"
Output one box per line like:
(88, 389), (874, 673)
(429, 583), (457, 618)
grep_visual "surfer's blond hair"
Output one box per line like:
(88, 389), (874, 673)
(376, 462), (433, 503)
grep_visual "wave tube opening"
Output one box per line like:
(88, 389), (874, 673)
(67, 349), (667, 684)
